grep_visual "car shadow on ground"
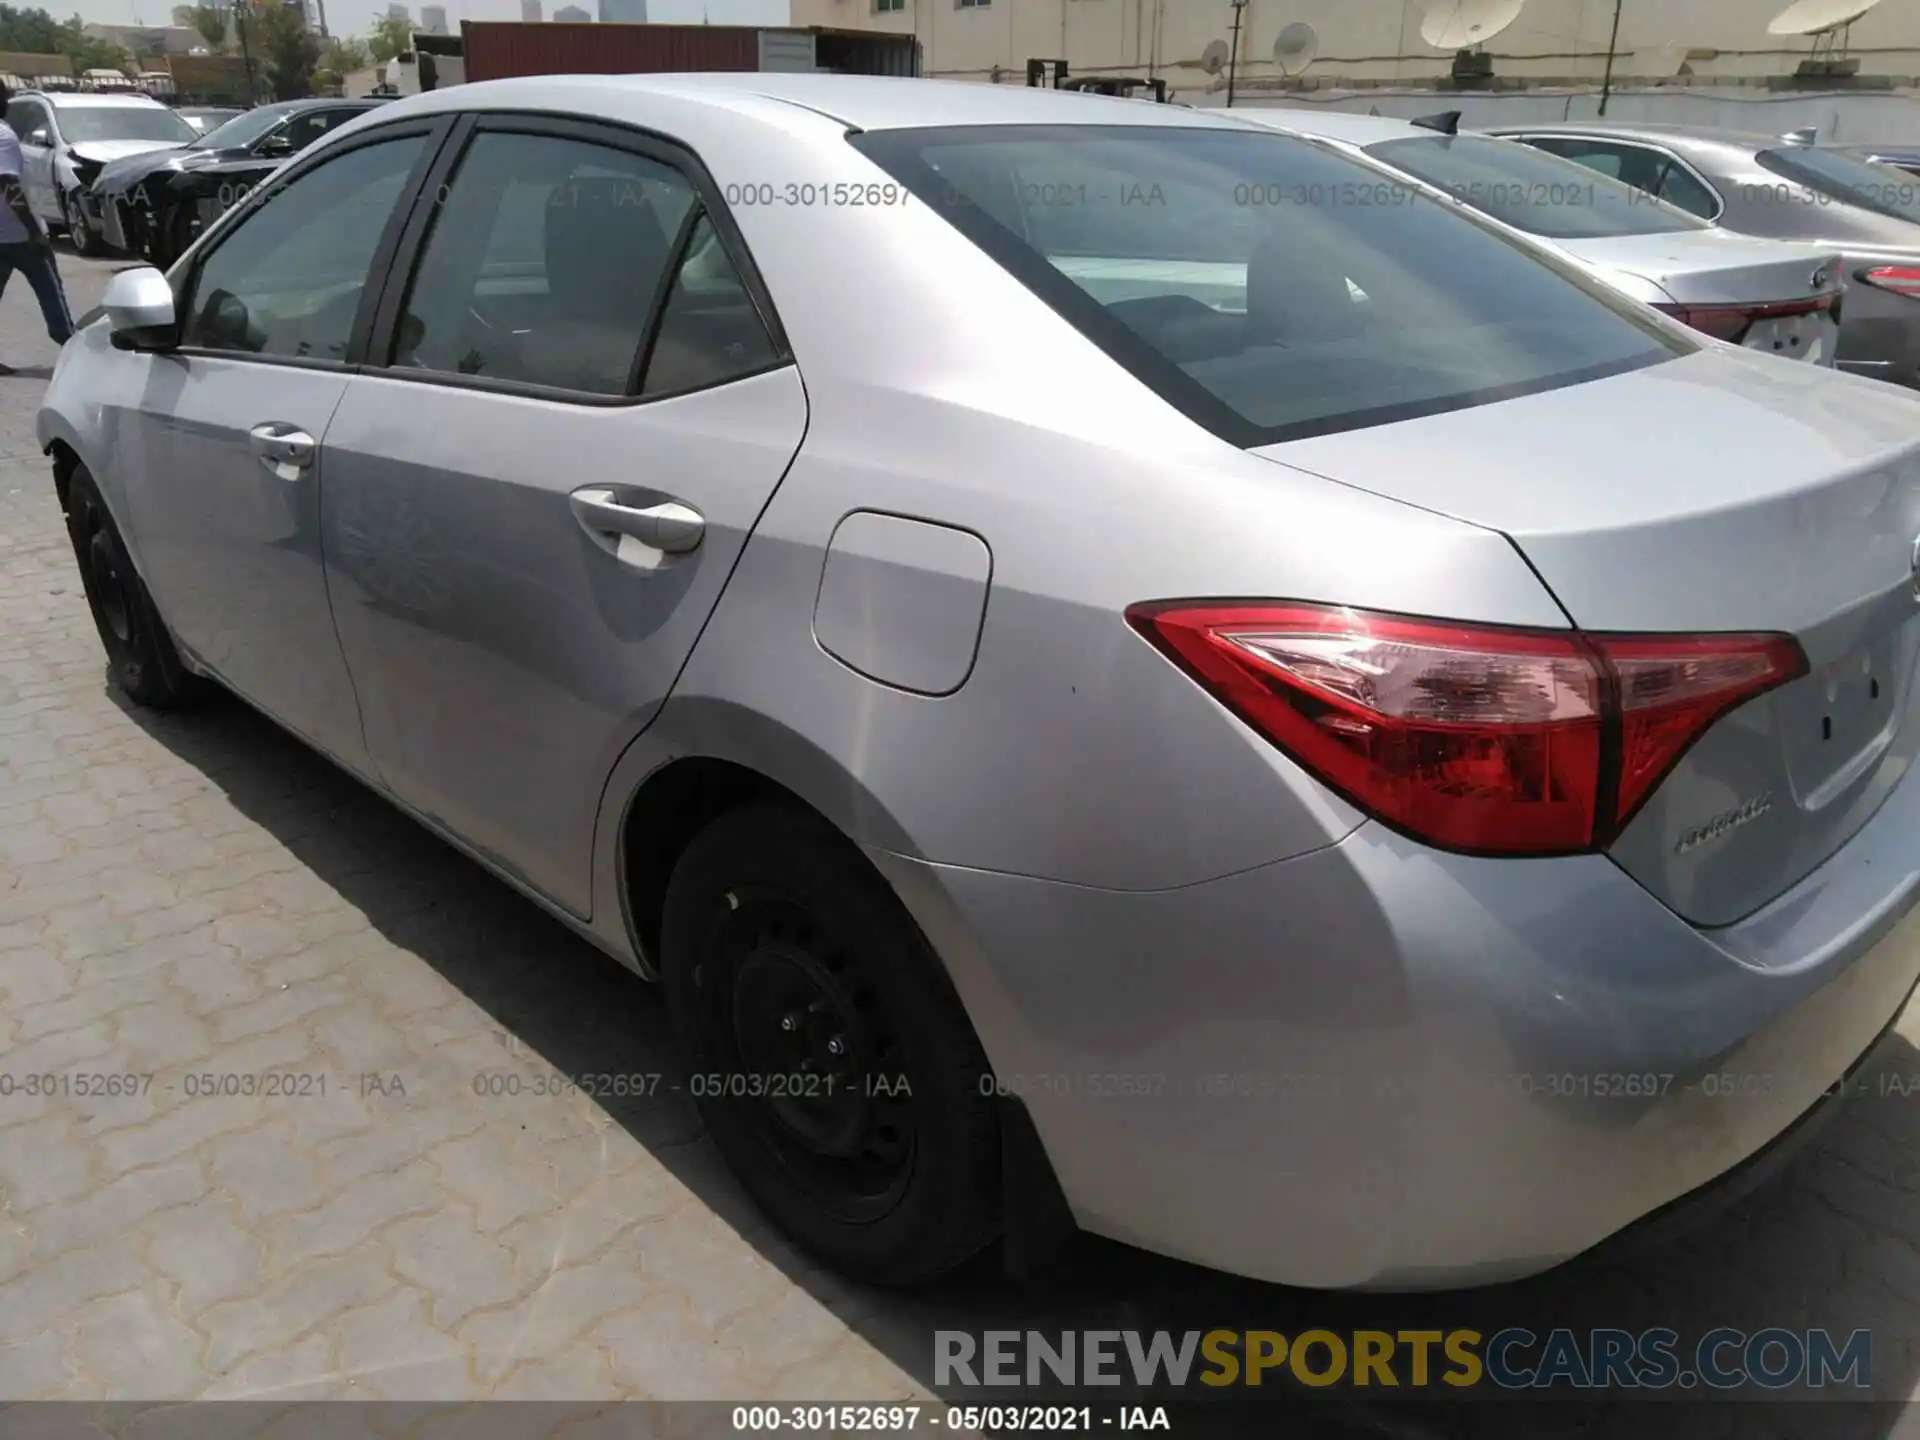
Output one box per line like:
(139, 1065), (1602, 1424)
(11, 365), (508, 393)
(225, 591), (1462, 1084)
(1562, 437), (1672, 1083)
(114, 681), (1920, 1440)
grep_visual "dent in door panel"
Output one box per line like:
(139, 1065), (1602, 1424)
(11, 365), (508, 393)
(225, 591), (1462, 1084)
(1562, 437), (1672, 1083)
(814, 511), (992, 697)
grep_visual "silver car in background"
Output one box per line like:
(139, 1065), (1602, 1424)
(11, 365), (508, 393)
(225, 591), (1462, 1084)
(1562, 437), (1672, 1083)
(1246, 108), (1846, 366)
(1489, 121), (1920, 390)
(37, 74), (1920, 1291)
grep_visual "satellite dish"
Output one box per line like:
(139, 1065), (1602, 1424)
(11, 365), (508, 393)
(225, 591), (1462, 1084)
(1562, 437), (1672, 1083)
(1274, 21), (1320, 76)
(1768, 0), (1880, 36)
(1420, 0), (1527, 50)
(1200, 38), (1231, 75)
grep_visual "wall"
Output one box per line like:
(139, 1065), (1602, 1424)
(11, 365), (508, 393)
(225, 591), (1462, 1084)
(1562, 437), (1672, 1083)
(1238, 84), (1920, 147)
(784, 0), (1920, 95)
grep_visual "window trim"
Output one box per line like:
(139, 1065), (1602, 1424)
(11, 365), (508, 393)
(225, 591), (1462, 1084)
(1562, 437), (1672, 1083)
(1507, 133), (1725, 221)
(169, 116), (457, 375)
(357, 110), (794, 409)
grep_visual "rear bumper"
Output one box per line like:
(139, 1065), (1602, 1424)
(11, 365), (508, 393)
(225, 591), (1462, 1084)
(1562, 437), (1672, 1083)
(874, 759), (1920, 1290)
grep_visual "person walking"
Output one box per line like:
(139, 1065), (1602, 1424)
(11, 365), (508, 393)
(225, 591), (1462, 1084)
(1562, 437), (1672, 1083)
(0, 80), (73, 374)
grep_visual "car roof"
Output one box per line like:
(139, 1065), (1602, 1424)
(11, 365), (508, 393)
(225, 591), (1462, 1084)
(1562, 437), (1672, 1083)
(29, 91), (170, 108)
(1232, 107), (1432, 144)
(370, 72), (1253, 134)
(1480, 119), (1787, 150)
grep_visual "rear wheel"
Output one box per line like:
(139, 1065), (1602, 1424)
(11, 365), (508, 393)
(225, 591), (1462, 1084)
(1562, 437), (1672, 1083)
(62, 464), (207, 708)
(660, 802), (1001, 1285)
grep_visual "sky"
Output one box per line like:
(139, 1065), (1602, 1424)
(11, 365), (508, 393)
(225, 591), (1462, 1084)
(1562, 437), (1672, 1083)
(77, 0), (789, 35)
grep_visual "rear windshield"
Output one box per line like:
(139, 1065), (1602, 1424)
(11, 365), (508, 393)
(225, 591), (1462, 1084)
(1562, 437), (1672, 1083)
(1758, 146), (1920, 223)
(1364, 133), (1707, 239)
(851, 125), (1683, 446)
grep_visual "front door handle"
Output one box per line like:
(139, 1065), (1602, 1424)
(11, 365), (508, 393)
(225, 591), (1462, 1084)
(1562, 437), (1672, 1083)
(249, 423), (316, 477)
(569, 487), (705, 555)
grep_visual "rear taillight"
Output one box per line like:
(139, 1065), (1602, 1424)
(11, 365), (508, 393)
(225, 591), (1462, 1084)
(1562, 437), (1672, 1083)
(1654, 292), (1840, 344)
(1856, 265), (1920, 301)
(1127, 602), (1806, 857)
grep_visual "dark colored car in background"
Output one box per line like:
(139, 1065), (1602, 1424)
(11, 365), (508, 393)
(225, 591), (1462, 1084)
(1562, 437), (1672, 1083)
(1486, 121), (1920, 391)
(91, 97), (389, 265)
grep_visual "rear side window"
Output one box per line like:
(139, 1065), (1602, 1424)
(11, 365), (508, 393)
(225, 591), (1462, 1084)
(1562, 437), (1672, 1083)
(1757, 147), (1920, 224)
(1366, 134), (1707, 239)
(853, 125), (1683, 446)
(389, 129), (782, 399)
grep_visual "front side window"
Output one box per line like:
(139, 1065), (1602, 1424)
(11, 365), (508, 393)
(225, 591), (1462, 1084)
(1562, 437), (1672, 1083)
(55, 105), (196, 146)
(855, 125), (1684, 446)
(9, 102), (47, 141)
(391, 128), (775, 397)
(1758, 146), (1920, 223)
(181, 133), (426, 361)
(192, 104), (293, 151)
(280, 110), (350, 151)
(1366, 133), (1707, 239)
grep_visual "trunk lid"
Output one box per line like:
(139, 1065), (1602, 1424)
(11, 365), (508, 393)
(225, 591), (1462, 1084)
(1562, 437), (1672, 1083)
(1561, 229), (1841, 306)
(1254, 347), (1920, 927)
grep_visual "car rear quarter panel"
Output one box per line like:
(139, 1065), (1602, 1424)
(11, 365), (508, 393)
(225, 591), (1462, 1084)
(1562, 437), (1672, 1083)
(596, 100), (1574, 903)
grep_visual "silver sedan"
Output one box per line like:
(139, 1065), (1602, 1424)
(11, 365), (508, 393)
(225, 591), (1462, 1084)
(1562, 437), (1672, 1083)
(37, 74), (1920, 1290)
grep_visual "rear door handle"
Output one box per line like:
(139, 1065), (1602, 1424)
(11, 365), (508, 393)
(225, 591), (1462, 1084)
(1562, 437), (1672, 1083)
(569, 487), (705, 555)
(249, 423), (316, 476)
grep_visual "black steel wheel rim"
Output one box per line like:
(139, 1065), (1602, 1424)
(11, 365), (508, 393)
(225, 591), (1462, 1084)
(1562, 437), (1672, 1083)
(699, 887), (916, 1222)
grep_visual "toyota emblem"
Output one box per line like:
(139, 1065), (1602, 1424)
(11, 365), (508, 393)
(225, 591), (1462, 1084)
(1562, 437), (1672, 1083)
(1813, 263), (1835, 291)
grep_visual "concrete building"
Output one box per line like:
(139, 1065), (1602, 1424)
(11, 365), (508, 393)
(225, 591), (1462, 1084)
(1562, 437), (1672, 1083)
(387, 3), (410, 25)
(553, 4), (591, 19)
(82, 22), (204, 59)
(598, 0), (647, 21)
(421, 3), (448, 34)
(521, 0), (542, 19)
(781, 0), (1920, 97)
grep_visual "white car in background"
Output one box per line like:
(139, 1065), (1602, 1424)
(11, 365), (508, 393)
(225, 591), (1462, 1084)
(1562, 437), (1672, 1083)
(2, 90), (197, 254)
(1238, 107), (1849, 366)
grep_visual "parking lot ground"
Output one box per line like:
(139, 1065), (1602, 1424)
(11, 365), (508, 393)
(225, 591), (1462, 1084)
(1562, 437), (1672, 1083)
(8, 256), (1920, 1439)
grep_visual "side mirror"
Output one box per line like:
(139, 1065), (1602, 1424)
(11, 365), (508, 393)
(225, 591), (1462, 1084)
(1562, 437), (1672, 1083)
(256, 133), (295, 157)
(26, 127), (49, 148)
(103, 266), (177, 349)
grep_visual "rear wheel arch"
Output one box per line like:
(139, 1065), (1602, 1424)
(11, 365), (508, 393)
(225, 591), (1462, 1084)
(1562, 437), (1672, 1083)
(48, 438), (78, 513)
(618, 755), (800, 969)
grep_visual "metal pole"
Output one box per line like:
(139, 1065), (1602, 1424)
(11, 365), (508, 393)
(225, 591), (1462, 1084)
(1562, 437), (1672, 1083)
(1598, 0), (1622, 116)
(235, 0), (258, 104)
(1226, 0), (1245, 107)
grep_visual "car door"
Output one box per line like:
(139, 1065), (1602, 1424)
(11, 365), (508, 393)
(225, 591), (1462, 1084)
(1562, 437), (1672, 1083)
(319, 115), (805, 915)
(111, 120), (445, 773)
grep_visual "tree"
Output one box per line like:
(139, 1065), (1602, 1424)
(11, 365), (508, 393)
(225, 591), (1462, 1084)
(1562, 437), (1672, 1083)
(0, 5), (68, 55)
(321, 33), (368, 74)
(190, 3), (226, 50)
(368, 11), (410, 63)
(58, 19), (133, 75)
(255, 1), (319, 99)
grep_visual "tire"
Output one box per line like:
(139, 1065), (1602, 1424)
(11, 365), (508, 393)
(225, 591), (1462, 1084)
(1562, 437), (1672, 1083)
(61, 464), (207, 708)
(661, 802), (1002, 1285)
(60, 190), (95, 257)
(158, 205), (196, 268)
